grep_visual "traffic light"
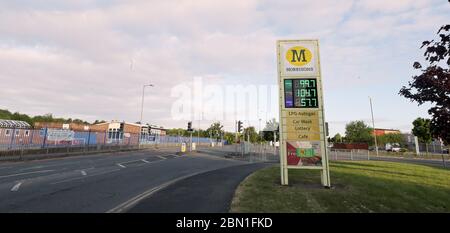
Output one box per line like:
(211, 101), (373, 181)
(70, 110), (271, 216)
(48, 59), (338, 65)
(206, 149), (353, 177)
(187, 121), (192, 131)
(237, 120), (243, 133)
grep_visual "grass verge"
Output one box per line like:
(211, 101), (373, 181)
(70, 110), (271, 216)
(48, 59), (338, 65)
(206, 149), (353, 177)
(230, 161), (450, 213)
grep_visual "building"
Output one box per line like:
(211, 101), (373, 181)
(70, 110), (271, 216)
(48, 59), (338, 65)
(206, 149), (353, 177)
(139, 124), (167, 143)
(31, 120), (166, 145)
(374, 128), (401, 136)
(149, 125), (167, 136)
(91, 121), (167, 144)
(0, 119), (33, 148)
(0, 119), (31, 129)
(34, 122), (91, 131)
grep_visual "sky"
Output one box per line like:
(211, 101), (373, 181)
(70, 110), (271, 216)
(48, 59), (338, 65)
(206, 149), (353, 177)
(0, 0), (449, 136)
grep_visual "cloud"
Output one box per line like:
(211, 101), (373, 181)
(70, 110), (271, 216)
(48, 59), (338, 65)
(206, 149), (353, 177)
(0, 0), (449, 132)
(257, 0), (354, 34)
(356, 0), (432, 14)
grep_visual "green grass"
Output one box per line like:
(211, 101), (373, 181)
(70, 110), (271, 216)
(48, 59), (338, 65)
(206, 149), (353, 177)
(230, 161), (450, 213)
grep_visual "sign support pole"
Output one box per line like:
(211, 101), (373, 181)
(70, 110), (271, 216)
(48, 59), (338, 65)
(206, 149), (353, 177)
(190, 131), (193, 151)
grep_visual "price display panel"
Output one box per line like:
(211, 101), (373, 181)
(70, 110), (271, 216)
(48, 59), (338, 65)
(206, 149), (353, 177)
(284, 78), (318, 108)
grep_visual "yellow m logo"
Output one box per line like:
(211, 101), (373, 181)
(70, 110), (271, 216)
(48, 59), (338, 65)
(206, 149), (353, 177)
(286, 46), (312, 66)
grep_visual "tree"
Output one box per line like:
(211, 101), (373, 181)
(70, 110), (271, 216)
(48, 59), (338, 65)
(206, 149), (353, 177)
(166, 128), (188, 137)
(93, 120), (106, 124)
(206, 122), (224, 141)
(223, 132), (236, 144)
(330, 133), (343, 143)
(11, 112), (33, 125)
(412, 118), (433, 154)
(399, 21), (450, 144)
(243, 126), (260, 143)
(378, 133), (406, 147)
(0, 109), (12, 120)
(262, 118), (279, 142)
(345, 121), (373, 145)
(1, 109), (90, 126)
(412, 118), (432, 144)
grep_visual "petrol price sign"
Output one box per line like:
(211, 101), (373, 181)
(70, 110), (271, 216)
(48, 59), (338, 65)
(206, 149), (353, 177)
(277, 40), (331, 187)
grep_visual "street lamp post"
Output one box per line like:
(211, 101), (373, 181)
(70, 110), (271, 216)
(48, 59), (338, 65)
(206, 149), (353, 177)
(139, 84), (154, 148)
(369, 96), (379, 156)
(140, 84), (154, 124)
(197, 111), (203, 146)
(259, 118), (262, 133)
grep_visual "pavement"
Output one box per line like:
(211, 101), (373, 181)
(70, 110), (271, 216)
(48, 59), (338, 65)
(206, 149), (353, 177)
(0, 147), (264, 213)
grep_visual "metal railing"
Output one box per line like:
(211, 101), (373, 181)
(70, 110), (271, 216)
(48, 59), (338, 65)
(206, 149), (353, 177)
(232, 142), (280, 163)
(0, 127), (216, 158)
(329, 149), (371, 161)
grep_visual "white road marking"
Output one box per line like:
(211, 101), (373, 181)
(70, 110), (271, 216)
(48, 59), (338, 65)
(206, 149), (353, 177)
(0, 170), (54, 179)
(157, 156), (167, 160)
(106, 170), (209, 213)
(51, 169), (121, 185)
(81, 170), (87, 176)
(117, 164), (126, 168)
(11, 182), (22, 192)
(19, 166), (44, 171)
(141, 159), (150, 163)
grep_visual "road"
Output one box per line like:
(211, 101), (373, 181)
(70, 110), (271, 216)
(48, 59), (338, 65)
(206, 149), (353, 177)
(0, 147), (262, 213)
(370, 156), (448, 168)
(329, 150), (448, 168)
(1, 145), (444, 213)
(128, 162), (272, 213)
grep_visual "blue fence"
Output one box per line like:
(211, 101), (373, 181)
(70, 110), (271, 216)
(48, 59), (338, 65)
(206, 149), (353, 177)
(0, 128), (222, 151)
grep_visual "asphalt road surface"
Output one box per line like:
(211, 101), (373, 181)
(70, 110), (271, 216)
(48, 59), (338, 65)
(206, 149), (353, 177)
(1, 146), (444, 213)
(0, 148), (262, 213)
(128, 162), (272, 213)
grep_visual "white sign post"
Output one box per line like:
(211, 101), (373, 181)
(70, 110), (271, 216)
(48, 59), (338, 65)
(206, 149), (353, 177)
(277, 40), (331, 187)
(414, 136), (420, 156)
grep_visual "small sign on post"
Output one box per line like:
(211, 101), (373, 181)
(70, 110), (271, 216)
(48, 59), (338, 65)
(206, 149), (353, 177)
(414, 136), (420, 156)
(181, 143), (186, 153)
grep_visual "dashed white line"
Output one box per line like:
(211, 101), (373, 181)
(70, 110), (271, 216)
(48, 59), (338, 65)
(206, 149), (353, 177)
(117, 164), (126, 168)
(51, 169), (121, 185)
(157, 156), (167, 160)
(19, 166), (44, 171)
(141, 159), (150, 163)
(0, 170), (54, 179)
(81, 170), (87, 176)
(11, 182), (22, 192)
